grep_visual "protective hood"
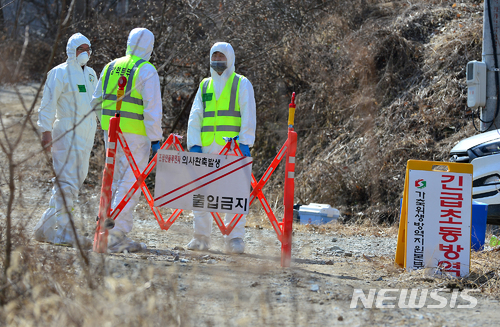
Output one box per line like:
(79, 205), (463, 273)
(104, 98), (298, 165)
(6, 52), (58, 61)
(210, 42), (236, 99)
(66, 33), (91, 64)
(126, 28), (154, 61)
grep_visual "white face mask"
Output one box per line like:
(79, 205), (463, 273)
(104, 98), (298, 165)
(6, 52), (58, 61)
(77, 52), (89, 66)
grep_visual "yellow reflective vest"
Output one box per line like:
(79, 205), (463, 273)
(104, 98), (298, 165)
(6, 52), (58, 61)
(100, 55), (153, 135)
(201, 72), (243, 146)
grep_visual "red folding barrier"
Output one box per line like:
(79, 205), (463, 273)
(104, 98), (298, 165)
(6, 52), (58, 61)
(94, 83), (298, 267)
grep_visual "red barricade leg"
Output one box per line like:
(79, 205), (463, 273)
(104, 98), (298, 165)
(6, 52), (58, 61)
(281, 130), (297, 266)
(94, 116), (119, 252)
(94, 76), (127, 253)
(281, 93), (297, 267)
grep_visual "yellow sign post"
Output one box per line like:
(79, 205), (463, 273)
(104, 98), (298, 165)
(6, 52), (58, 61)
(395, 160), (473, 277)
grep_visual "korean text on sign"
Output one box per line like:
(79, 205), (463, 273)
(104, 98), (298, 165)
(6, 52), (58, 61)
(154, 150), (252, 214)
(406, 169), (471, 277)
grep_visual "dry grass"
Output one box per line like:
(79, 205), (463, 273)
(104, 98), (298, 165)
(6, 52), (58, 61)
(466, 248), (500, 297)
(293, 219), (399, 238)
(2, 247), (188, 326)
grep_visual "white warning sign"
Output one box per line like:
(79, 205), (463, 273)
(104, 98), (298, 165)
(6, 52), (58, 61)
(153, 150), (252, 214)
(406, 170), (472, 277)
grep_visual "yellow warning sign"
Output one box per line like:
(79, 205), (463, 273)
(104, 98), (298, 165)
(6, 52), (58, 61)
(395, 160), (473, 277)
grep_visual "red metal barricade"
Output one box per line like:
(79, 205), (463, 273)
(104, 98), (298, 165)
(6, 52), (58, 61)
(94, 83), (298, 267)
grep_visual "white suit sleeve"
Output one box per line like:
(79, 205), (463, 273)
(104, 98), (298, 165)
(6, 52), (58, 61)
(187, 87), (204, 150)
(237, 77), (256, 147)
(90, 69), (105, 122)
(136, 64), (163, 142)
(37, 68), (63, 132)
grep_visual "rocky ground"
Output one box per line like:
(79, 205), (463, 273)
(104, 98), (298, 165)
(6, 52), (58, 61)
(1, 84), (500, 326)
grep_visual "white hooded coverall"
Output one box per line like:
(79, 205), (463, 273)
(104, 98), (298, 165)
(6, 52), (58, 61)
(91, 28), (163, 234)
(34, 33), (98, 245)
(187, 42), (257, 241)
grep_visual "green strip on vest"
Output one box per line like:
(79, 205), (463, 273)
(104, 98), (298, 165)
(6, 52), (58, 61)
(78, 85), (86, 92)
(202, 93), (213, 102)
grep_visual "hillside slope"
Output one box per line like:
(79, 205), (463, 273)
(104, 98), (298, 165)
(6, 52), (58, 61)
(286, 0), (483, 223)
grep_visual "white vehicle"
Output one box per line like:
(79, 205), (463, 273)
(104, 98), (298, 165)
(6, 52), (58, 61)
(450, 129), (500, 225)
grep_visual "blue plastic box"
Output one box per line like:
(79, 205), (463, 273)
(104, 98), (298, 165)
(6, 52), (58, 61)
(471, 201), (488, 251)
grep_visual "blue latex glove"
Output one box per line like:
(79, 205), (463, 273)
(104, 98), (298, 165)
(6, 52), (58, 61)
(190, 145), (202, 153)
(239, 144), (251, 157)
(151, 141), (161, 157)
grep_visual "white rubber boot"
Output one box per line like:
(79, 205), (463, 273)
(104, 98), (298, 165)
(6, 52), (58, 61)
(186, 235), (211, 251)
(107, 229), (146, 253)
(225, 238), (245, 254)
(33, 208), (92, 249)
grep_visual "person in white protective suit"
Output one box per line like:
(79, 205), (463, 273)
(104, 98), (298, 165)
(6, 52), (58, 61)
(34, 33), (98, 248)
(186, 42), (256, 254)
(91, 28), (163, 253)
